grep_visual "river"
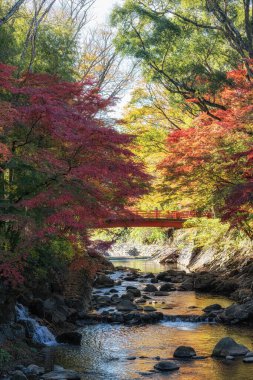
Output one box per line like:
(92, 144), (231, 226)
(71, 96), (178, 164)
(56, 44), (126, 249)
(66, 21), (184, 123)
(52, 258), (253, 380)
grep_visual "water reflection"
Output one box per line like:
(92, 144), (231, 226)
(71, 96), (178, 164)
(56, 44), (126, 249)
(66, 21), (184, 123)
(53, 259), (253, 379)
(110, 257), (176, 273)
(55, 322), (253, 380)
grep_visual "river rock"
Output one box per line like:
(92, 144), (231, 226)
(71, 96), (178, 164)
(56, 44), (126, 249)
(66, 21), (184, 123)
(154, 361), (180, 371)
(121, 293), (135, 301)
(156, 272), (169, 281)
(194, 273), (215, 291)
(25, 364), (45, 376)
(116, 299), (137, 311)
(203, 304), (222, 313)
(143, 306), (157, 312)
(109, 289), (118, 293)
(154, 291), (169, 296)
(135, 298), (147, 304)
(173, 346), (196, 358)
(159, 283), (174, 291)
(94, 274), (115, 288)
(212, 337), (249, 357)
(56, 332), (82, 345)
(95, 295), (111, 306)
(243, 357), (253, 363)
(110, 295), (120, 304)
(123, 311), (163, 325)
(53, 365), (65, 371)
(143, 284), (158, 292)
(43, 295), (73, 324)
(123, 275), (138, 281)
(127, 288), (141, 297)
(213, 279), (239, 295)
(179, 278), (194, 291)
(218, 301), (253, 324)
(42, 370), (81, 380)
(231, 288), (253, 303)
(11, 371), (28, 380)
(110, 312), (124, 323)
(143, 273), (155, 279)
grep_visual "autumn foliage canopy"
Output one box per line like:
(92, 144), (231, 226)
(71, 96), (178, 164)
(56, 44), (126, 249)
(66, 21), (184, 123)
(161, 62), (253, 234)
(0, 63), (148, 285)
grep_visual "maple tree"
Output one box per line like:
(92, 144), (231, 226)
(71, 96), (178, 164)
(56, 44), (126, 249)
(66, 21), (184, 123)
(161, 61), (253, 235)
(0, 63), (149, 285)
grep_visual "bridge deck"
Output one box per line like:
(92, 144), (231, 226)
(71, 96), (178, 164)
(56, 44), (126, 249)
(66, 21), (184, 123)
(91, 210), (212, 229)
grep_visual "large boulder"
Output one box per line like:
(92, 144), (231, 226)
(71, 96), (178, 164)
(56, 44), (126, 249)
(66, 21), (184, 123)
(194, 273), (215, 292)
(218, 301), (253, 324)
(56, 332), (82, 345)
(212, 337), (249, 357)
(94, 274), (115, 288)
(173, 346), (196, 358)
(213, 279), (239, 295)
(231, 288), (253, 303)
(154, 361), (180, 371)
(43, 295), (75, 324)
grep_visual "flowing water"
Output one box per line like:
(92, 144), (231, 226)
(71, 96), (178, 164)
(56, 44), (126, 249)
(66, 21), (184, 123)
(52, 258), (253, 380)
(16, 303), (56, 346)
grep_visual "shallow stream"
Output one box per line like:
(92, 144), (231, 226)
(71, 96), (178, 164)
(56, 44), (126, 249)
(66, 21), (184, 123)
(52, 258), (253, 380)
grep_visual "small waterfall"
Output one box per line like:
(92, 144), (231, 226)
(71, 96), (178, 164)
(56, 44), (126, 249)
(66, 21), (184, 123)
(16, 303), (56, 346)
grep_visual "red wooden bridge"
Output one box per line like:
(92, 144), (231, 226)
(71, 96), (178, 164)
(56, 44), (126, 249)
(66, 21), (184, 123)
(94, 210), (212, 229)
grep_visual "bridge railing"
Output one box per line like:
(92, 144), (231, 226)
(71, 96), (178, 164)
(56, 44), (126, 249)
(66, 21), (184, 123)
(117, 210), (213, 220)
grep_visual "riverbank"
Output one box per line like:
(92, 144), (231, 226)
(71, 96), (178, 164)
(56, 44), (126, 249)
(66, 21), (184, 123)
(106, 227), (253, 305)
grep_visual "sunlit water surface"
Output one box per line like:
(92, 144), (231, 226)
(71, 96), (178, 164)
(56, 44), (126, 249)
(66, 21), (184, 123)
(109, 257), (175, 273)
(53, 258), (253, 380)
